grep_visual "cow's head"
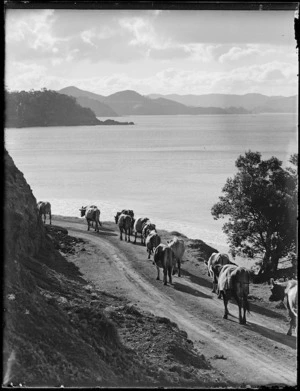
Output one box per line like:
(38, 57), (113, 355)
(115, 212), (121, 224)
(269, 278), (285, 302)
(79, 206), (86, 217)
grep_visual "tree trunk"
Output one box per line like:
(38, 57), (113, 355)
(255, 250), (280, 282)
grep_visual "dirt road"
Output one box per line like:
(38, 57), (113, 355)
(53, 216), (297, 387)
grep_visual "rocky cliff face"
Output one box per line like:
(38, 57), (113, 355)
(4, 150), (47, 261)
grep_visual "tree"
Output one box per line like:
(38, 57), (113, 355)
(211, 151), (298, 280)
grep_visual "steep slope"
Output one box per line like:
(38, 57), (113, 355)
(58, 87), (118, 117)
(3, 150), (217, 387)
(3, 150), (126, 386)
(58, 86), (105, 102)
(75, 96), (119, 117)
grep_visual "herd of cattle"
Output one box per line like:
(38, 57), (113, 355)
(36, 201), (297, 336)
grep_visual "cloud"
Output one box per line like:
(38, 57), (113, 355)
(219, 46), (261, 63)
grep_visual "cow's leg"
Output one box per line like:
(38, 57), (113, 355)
(87, 219), (90, 231)
(235, 296), (243, 324)
(43, 214), (46, 224)
(217, 283), (222, 299)
(127, 229), (130, 242)
(168, 268), (172, 285)
(177, 260), (181, 277)
(120, 229), (123, 241)
(148, 249), (151, 260)
(134, 232), (137, 244)
(156, 267), (160, 280)
(222, 292), (229, 319)
(287, 314), (294, 336)
(49, 212), (52, 225)
(163, 269), (168, 285)
(212, 273), (216, 293)
(242, 295), (247, 324)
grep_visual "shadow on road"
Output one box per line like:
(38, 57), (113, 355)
(245, 322), (297, 349)
(173, 281), (213, 299)
(180, 269), (289, 322)
(180, 269), (213, 290)
(247, 302), (287, 320)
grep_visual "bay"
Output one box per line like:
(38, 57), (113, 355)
(4, 113), (298, 251)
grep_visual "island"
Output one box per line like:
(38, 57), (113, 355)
(5, 89), (134, 128)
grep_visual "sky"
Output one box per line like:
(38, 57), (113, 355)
(4, 8), (299, 96)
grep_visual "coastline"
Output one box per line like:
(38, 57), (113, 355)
(53, 214), (257, 270)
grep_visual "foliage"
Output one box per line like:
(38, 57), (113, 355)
(5, 88), (100, 127)
(211, 151), (298, 278)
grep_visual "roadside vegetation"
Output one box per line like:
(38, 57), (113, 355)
(211, 151), (298, 281)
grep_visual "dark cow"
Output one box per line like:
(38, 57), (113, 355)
(217, 264), (250, 325)
(204, 252), (235, 297)
(153, 244), (176, 285)
(118, 213), (132, 242)
(37, 201), (52, 225)
(133, 217), (149, 244)
(145, 230), (161, 259)
(142, 221), (156, 243)
(79, 205), (101, 232)
(167, 237), (185, 277)
(269, 279), (298, 336)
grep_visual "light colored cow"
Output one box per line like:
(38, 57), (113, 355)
(269, 279), (298, 336)
(145, 230), (161, 259)
(133, 217), (149, 244)
(118, 214), (132, 242)
(204, 252), (234, 296)
(167, 237), (185, 277)
(142, 221), (156, 243)
(218, 264), (250, 325)
(79, 205), (101, 232)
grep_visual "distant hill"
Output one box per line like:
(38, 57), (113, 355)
(147, 93), (297, 113)
(75, 96), (119, 117)
(5, 89), (133, 127)
(102, 90), (250, 115)
(5, 89), (101, 127)
(59, 86), (105, 102)
(58, 86), (297, 115)
(58, 87), (118, 117)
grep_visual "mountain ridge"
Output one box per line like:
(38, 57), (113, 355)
(58, 87), (297, 115)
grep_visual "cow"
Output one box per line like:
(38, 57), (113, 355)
(204, 252), (235, 297)
(145, 230), (161, 259)
(37, 201), (52, 225)
(115, 210), (135, 234)
(133, 217), (149, 244)
(153, 244), (176, 285)
(79, 205), (101, 232)
(167, 237), (185, 278)
(269, 278), (298, 336)
(118, 213), (132, 242)
(142, 221), (156, 243)
(114, 209), (134, 223)
(217, 264), (250, 325)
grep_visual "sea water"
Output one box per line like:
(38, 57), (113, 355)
(4, 113), (298, 252)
